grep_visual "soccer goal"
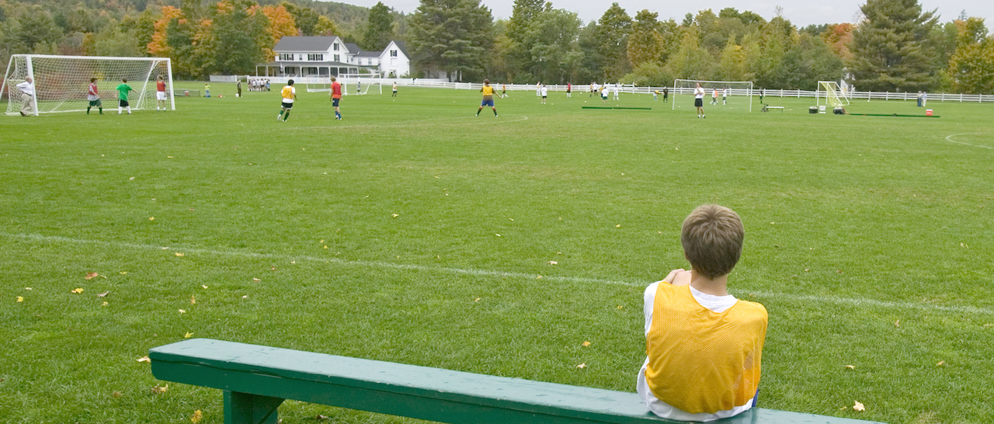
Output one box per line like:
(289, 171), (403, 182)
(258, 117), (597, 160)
(2, 54), (173, 116)
(816, 81), (849, 107)
(672, 79), (754, 112)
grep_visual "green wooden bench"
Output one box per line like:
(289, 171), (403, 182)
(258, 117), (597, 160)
(150, 339), (883, 424)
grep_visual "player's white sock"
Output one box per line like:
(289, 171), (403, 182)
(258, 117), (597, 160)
(127, 107), (132, 114)
(118, 107), (122, 114)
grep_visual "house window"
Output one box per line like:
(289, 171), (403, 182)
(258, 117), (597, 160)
(307, 54), (323, 61)
(334, 54), (340, 62)
(334, 43), (339, 51)
(390, 50), (398, 57)
(279, 53), (293, 61)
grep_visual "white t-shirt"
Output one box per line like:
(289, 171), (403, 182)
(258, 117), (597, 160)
(601, 87), (608, 96)
(694, 87), (705, 99)
(637, 281), (755, 422)
(541, 87), (547, 96)
(17, 81), (34, 96)
(613, 85), (619, 94)
(723, 89), (728, 97)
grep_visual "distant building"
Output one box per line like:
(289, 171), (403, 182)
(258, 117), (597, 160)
(257, 36), (410, 78)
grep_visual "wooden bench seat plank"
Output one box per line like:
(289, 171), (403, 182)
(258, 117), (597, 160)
(150, 339), (883, 424)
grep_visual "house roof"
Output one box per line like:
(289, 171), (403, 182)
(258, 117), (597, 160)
(344, 43), (361, 53)
(273, 36), (339, 52)
(356, 51), (380, 58)
(390, 41), (408, 57)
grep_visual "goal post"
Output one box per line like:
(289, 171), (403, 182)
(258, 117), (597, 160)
(672, 79), (754, 112)
(3, 54), (173, 116)
(816, 81), (849, 107)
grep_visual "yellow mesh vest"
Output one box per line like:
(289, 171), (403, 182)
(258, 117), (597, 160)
(645, 283), (767, 414)
(281, 86), (293, 100)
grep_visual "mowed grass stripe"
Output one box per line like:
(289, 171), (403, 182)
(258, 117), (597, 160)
(7, 232), (993, 317)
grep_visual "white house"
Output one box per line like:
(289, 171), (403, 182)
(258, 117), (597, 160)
(257, 36), (410, 78)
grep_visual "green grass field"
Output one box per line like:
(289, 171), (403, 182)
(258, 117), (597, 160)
(2, 84), (993, 424)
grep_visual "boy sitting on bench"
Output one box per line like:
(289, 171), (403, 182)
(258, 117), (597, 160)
(637, 205), (768, 422)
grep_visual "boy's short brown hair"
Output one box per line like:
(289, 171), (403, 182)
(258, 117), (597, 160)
(681, 205), (744, 279)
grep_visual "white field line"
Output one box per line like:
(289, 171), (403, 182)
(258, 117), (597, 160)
(5, 232), (994, 316)
(944, 133), (993, 150)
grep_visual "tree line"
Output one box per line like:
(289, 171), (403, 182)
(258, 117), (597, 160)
(0, 0), (400, 79)
(405, 0), (993, 93)
(1, 0), (992, 93)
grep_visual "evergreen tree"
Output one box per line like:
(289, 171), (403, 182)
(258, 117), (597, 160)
(211, 0), (267, 75)
(362, 1), (393, 50)
(849, 0), (939, 91)
(505, 0), (548, 81)
(595, 3), (632, 80)
(626, 9), (663, 67)
(407, 0), (493, 81)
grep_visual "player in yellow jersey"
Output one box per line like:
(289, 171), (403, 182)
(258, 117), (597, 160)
(277, 79), (296, 122)
(638, 205), (768, 421)
(476, 79), (498, 117)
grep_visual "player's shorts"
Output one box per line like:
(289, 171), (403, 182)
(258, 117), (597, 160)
(541, 95), (547, 99)
(694, 98), (703, 107)
(157, 91), (167, 101)
(89, 99), (102, 107)
(332, 98), (340, 107)
(119, 100), (129, 107)
(601, 94), (608, 100)
(481, 99), (494, 107)
(566, 89), (571, 93)
(282, 101), (293, 109)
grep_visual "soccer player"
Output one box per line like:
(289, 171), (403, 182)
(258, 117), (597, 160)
(601, 84), (609, 103)
(392, 82), (398, 97)
(87, 78), (102, 115)
(637, 205), (766, 422)
(541, 84), (548, 104)
(501, 84), (507, 98)
(759, 88), (764, 104)
(722, 88), (728, 105)
(566, 82), (571, 98)
(237, 80), (242, 98)
(116, 78), (134, 115)
(205, 83), (211, 98)
(156, 75), (168, 111)
(476, 79), (498, 117)
(694, 82), (705, 118)
(277, 79), (296, 122)
(663, 87), (669, 103)
(356, 78), (361, 95)
(330, 76), (343, 120)
(653, 90), (659, 101)
(589, 82), (595, 98)
(711, 88), (718, 105)
(613, 84), (620, 100)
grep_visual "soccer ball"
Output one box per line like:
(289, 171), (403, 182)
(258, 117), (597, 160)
(219, 95), (224, 98)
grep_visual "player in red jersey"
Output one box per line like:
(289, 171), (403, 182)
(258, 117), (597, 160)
(330, 76), (343, 120)
(156, 75), (168, 111)
(87, 78), (102, 115)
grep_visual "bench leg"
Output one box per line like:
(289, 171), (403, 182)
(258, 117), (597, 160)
(224, 391), (284, 424)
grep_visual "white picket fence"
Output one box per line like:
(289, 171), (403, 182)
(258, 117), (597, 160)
(205, 75), (994, 103)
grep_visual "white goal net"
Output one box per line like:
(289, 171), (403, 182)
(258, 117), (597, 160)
(3, 54), (173, 116)
(816, 81), (849, 107)
(672, 79), (754, 112)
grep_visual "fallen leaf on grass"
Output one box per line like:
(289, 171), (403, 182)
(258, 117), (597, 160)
(936, 361), (945, 367)
(548, 261), (558, 265)
(102, 301), (109, 306)
(984, 323), (994, 328)
(201, 285), (208, 289)
(149, 217), (155, 221)
(184, 332), (193, 339)
(85, 272), (99, 280)
(252, 278), (261, 283)
(175, 252), (184, 257)
(190, 410), (203, 424)
(852, 401), (865, 412)
(24, 287), (32, 290)
(617, 305), (624, 309)
(97, 291), (110, 298)
(576, 363), (587, 369)
(391, 214), (399, 218)
(582, 341), (591, 347)
(473, 298), (481, 302)
(536, 275), (542, 279)
(190, 296), (196, 304)
(137, 356), (151, 363)
(178, 309), (186, 314)
(119, 271), (127, 275)
(242, 295), (248, 299)
(112, 391), (122, 398)
(16, 296), (24, 303)
(314, 415), (329, 420)
(71, 288), (84, 294)
(895, 320), (900, 328)
(615, 224), (621, 228)
(845, 365), (855, 370)
(150, 384), (168, 394)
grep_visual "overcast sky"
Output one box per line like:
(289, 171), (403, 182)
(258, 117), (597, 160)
(329, 0), (993, 28)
